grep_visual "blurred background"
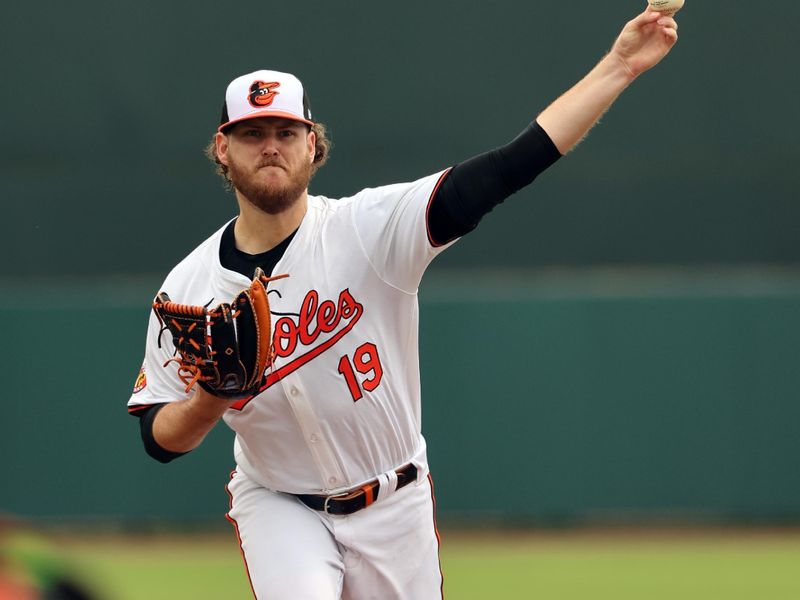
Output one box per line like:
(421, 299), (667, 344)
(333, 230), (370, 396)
(2, 0), (799, 597)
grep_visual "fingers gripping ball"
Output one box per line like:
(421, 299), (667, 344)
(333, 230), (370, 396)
(153, 268), (289, 399)
(648, 0), (684, 17)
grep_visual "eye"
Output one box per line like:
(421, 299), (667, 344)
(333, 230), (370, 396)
(244, 129), (261, 137)
(279, 129), (296, 138)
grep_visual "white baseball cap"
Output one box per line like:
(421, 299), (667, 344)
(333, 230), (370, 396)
(218, 69), (314, 132)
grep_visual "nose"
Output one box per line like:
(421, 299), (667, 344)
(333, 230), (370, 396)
(261, 133), (280, 156)
(261, 140), (279, 156)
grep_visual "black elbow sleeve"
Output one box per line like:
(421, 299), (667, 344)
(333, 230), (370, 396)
(136, 403), (188, 464)
(427, 121), (562, 245)
(495, 120), (563, 191)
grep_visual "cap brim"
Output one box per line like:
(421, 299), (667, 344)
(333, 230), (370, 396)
(219, 109), (314, 132)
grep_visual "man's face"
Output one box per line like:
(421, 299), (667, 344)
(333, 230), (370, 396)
(217, 117), (316, 215)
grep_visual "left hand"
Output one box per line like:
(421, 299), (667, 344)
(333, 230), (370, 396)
(611, 6), (679, 78)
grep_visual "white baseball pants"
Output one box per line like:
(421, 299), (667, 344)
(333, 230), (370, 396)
(226, 468), (444, 599)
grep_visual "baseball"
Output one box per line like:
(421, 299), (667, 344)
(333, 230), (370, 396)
(648, 0), (684, 16)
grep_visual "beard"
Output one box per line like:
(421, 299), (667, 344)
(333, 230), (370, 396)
(227, 157), (312, 215)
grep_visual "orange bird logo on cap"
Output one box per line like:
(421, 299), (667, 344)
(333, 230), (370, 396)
(248, 80), (281, 108)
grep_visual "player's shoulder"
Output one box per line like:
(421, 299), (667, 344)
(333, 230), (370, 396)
(308, 193), (350, 212)
(305, 187), (396, 224)
(311, 170), (449, 212)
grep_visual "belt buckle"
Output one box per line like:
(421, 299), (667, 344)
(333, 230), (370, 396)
(323, 491), (349, 514)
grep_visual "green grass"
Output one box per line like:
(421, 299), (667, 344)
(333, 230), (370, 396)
(441, 531), (800, 599)
(46, 529), (800, 599)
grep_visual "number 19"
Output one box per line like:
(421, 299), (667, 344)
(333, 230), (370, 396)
(337, 342), (383, 402)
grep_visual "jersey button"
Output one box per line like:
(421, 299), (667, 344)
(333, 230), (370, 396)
(328, 477), (337, 485)
(290, 386), (299, 396)
(310, 434), (319, 443)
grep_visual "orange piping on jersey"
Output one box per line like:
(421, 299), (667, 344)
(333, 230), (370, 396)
(425, 168), (454, 248)
(225, 471), (259, 600)
(428, 474), (445, 599)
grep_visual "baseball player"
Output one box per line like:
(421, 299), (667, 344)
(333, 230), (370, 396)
(128, 7), (678, 599)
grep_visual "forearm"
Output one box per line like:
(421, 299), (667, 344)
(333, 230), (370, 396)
(536, 52), (634, 154)
(537, 7), (679, 154)
(152, 387), (232, 454)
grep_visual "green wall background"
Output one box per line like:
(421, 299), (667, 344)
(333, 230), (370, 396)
(2, 1), (799, 525)
(1, 1), (798, 275)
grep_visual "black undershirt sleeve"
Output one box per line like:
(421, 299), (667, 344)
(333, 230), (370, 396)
(136, 403), (187, 464)
(427, 121), (562, 246)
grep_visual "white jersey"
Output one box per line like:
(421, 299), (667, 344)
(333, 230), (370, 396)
(128, 170), (454, 494)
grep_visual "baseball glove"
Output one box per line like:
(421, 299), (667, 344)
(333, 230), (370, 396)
(152, 268), (288, 400)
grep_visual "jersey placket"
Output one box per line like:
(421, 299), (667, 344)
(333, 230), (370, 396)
(278, 373), (347, 492)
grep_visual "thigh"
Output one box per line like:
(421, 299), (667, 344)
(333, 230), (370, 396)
(227, 470), (345, 600)
(340, 475), (443, 600)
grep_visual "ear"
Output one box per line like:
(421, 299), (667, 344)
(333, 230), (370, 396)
(307, 128), (316, 163)
(215, 132), (230, 166)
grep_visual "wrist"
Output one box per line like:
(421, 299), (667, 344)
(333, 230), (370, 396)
(603, 50), (638, 84)
(188, 386), (235, 419)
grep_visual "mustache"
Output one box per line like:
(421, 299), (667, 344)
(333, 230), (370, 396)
(256, 159), (286, 169)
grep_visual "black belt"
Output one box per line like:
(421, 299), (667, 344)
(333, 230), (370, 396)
(295, 464), (418, 516)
